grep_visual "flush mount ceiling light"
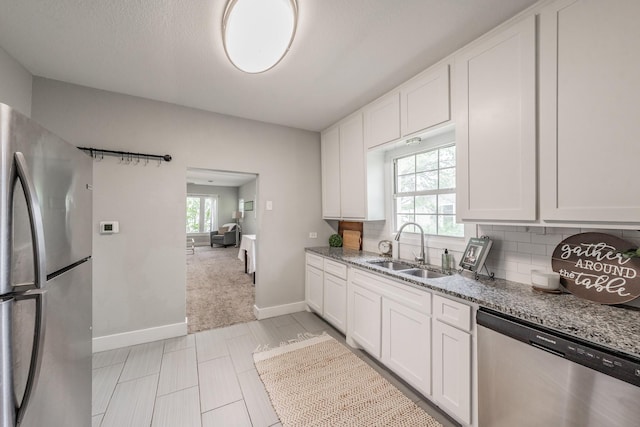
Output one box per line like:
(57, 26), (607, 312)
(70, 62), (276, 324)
(222, 0), (298, 73)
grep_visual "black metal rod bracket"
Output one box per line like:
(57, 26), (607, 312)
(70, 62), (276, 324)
(77, 146), (172, 163)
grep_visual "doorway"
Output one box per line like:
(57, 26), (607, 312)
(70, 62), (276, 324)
(185, 167), (258, 333)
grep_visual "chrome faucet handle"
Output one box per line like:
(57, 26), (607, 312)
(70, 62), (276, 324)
(412, 250), (425, 264)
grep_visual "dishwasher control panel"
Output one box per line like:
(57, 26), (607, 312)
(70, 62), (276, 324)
(477, 309), (640, 387)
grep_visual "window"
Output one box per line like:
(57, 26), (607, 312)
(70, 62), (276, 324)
(186, 195), (217, 233)
(394, 144), (463, 237)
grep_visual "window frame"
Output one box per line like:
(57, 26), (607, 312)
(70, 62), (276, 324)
(391, 142), (463, 238)
(186, 194), (218, 234)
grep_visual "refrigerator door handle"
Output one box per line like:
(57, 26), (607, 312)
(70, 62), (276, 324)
(13, 290), (46, 425)
(1, 297), (15, 427)
(14, 152), (47, 290)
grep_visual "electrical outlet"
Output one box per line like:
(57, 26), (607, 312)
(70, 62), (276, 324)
(309, 232), (318, 238)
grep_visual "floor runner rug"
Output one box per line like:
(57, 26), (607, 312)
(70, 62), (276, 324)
(253, 334), (443, 426)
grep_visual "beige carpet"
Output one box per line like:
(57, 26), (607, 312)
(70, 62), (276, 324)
(186, 245), (256, 333)
(254, 335), (443, 427)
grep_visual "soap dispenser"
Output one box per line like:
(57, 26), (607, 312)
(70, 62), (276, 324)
(442, 249), (453, 273)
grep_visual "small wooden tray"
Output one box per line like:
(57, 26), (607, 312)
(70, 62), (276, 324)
(343, 230), (362, 250)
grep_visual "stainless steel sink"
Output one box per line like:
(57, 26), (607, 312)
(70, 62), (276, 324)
(367, 260), (415, 270)
(400, 268), (446, 279)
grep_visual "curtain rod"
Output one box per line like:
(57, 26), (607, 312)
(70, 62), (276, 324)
(78, 146), (172, 163)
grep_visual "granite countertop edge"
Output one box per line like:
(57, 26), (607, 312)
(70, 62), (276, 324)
(306, 246), (640, 360)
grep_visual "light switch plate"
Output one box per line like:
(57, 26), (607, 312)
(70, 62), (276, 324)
(266, 200), (273, 210)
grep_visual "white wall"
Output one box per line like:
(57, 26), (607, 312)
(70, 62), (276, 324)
(31, 77), (333, 343)
(0, 45), (32, 116)
(239, 179), (257, 235)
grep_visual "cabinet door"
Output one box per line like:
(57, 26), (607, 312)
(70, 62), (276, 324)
(339, 114), (366, 219)
(349, 284), (382, 358)
(540, 0), (640, 223)
(401, 64), (450, 137)
(455, 15), (537, 222)
(323, 274), (347, 333)
(321, 126), (341, 219)
(364, 92), (400, 149)
(305, 264), (323, 314)
(433, 320), (471, 425)
(381, 299), (431, 396)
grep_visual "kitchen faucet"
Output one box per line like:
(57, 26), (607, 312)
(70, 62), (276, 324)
(394, 222), (426, 264)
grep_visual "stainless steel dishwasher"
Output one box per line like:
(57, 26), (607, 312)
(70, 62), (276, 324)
(477, 309), (640, 427)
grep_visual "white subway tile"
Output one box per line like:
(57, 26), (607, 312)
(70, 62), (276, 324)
(531, 233), (564, 245)
(505, 231), (532, 243)
(531, 255), (552, 268)
(517, 243), (533, 254)
(506, 271), (532, 285)
(581, 228), (622, 236)
(547, 227), (581, 235)
(490, 268), (506, 280)
(492, 225), (518, 232)
(517, 263), (536, 274)
(501, 241), (519, 252)
(504, 251), (532, 264)
(622, 230), (640, 238)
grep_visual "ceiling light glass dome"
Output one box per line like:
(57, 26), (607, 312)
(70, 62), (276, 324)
(222, 0), (298, 74)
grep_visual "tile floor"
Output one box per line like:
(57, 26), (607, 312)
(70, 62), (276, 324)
(92, 311), (458, 427)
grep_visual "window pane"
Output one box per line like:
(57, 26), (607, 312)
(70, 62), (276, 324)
(415, 195), (436, 214)
(397, 156), (415, 175)
(439, 167), (455, 189)
(416, 171), (438, 191)
(203, 198), (213, 232)
(438, 193), (456, 215)
(397, 174), (416, 193)
(397, 214), (415, 232)
(439, 146), (456, 168)
(438, 215), (464, 237)
(415, 214), (437, 235)
(416, 151), (438, 172)
(397, 196), (415, 214)
(186, 197), (200, 233)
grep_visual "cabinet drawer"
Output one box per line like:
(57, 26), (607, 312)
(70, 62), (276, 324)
(324, 259), (347, 280)
(306, 253), (324, 269)
(433, 294), (471, 332)
(351, 269), (431, 315)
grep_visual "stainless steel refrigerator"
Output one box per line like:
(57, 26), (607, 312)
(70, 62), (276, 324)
(0, 103), (92, 426)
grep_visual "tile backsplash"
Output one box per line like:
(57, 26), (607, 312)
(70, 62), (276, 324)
(363, 221), (640, 287)
(477, 225), (640, 286)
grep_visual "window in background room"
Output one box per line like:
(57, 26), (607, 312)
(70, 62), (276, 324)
(186, 195), (218, 233)
(394, 144), (464, 237)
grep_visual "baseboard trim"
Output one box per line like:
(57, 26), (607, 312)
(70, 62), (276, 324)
(92, 321), (187, 353)
(253, 301), (307, 320)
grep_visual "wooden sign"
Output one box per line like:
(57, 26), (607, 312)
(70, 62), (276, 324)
(552, 233), (640, 304)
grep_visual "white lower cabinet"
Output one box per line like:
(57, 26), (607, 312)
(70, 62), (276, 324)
(382, 298), (431, 396)
(305, 256), (324, 314)
(305, 254), (348, 333)
(323, 273), (347, 333)
(432, 295), (472, 425)
(349, 283), (382, 358)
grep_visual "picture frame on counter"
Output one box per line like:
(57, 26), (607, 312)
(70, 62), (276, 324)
(460, 236), (493, 273)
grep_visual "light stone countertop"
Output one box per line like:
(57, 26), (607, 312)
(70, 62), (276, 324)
(306, 247), (640, 360)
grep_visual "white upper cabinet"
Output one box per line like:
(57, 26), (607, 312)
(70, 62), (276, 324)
(455, 15), (537, 222)
(321, 113), (385, 221)
(320, 126), (341, 219)
(401, 64), (450, 137)
(363, 91), (400, 150)
(539, 0), (640, 223)
(339, 114), (366, 219)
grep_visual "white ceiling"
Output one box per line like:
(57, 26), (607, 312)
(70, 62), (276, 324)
(187, 168), (256, 187)
(0, 0), (537, 132)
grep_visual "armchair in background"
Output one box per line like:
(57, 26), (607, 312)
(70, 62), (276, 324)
(210, 223), (238, 247)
